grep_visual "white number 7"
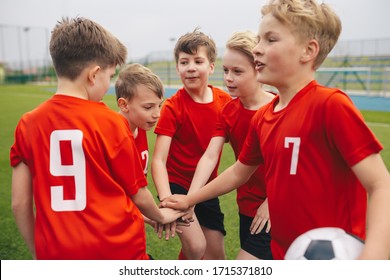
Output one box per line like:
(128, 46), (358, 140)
(50, 130), (86, 211)
(284, 137), (301, 175)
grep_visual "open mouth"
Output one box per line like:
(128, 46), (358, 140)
(254, 61), (265, 71)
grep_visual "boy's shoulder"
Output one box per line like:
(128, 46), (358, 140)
(309, 81), (349, 103)
(211, 85), (230, 96)
(210, 85), (232, 103)
(220, 98), (242, 119)
(162, 87), (185, 106)
(222, 97), (240, 111)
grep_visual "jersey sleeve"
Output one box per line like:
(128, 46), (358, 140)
(10, 129), (23, 167)
(238, 109), (264, 166)
(325, 92), (383, 167)
(109, 126), (148, 196)
(212, 107), (228, 139)
(10, 116), (30, 167)
(154, 98), (179, 137)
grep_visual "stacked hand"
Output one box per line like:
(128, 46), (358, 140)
(149, 194), (193, 240)
(160, 194), (191, 210)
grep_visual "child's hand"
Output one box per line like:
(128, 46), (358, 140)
(180, 206), (195, 223)
(250, 200), (271, 234)
(160, 194), (190, 210)
(154, 208), (192, 240)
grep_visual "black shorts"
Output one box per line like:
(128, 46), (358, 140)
(170, 183), (226, 236)
(239, 213), (273, 260)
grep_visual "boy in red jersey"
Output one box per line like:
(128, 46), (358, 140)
(151, 29), (232, 259)
(189, 31), (274, 259)
(115, 63), (163, 178)
(161, 0), (390, 260)
(115, 63), (186, 240)
(10, 17), (186, 260)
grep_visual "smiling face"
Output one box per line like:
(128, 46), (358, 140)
(176, 46), (214, 92)
(252, 13), (306, 89)
(119, 84), (163, 132)
(223, 48), (259, 98)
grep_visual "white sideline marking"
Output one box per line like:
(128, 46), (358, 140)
(367, 122), (390, 128)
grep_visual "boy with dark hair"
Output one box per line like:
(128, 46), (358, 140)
(151, 29), (232, 259)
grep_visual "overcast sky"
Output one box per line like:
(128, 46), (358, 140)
(1, 0), (390, 65)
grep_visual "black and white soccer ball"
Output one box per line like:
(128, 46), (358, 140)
(285, 227), (364, 260)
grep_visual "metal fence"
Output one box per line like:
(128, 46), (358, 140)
(1, 33), (390, 95)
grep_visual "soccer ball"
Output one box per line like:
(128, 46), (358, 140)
(285, 227), (364, 260)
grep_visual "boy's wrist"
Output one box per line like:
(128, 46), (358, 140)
(158, 195), (170, 202)
(187, 194), (194, 207)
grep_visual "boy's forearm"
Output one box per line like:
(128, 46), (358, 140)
(188, 154), (218, 195)
(188, 161), (257, 206)
(151, 160), (172, 200)
(352, 153), (390, 259)
(12, 205), (36, 258)
(363, 186), (390, 259)
(189, 137), (224, 194)
(187, 171), (233, 206)
(132, 187), (164, 223)
(19, 215), (36, 258)
(11, 164), (36, 258)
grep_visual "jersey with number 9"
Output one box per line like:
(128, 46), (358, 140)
(10, 94), (149, 259)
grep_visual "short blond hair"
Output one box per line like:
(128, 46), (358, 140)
(115, 63), (164, 101)
(225, 30), (257, 66)
(261, 0), (341, 69)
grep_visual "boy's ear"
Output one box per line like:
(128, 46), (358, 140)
(117, 97), (129, 112)
(88, 65), (101, 85)
(209, 62), (215, 74)
(301, 39), (319, 64)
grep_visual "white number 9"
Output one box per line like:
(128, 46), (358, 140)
(50, 130), (86, 211)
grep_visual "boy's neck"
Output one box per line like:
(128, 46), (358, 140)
(274, 75), (315, 112)
(185, 84), (213, 103)
(119, 110), (137, 135)
(240, 87), (275, 111)
(56, 78), (88, 100)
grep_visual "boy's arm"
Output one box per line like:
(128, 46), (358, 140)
(151, 135), (173, 201)
(131, 186), (186, 225)
(352, 153), (390, 260)
(188, 136), (225, 194)
(162, 160), (258, 209)
(11, 162), (36, 259)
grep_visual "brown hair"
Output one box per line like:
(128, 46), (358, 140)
(49, 17), (127, 80)
(174, 28), (217, 64)
(261, 0), (341, 69)
(115, 63), (164, 101)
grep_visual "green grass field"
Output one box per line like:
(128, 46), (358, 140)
(1, 84), (389, 260)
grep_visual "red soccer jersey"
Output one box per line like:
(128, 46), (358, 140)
(154, 86), (232, 189)
(10, 94), (149, 260)
(239, 81), (383, 259)
(134, 128), (149, 175)
(213, 98), (267, 217)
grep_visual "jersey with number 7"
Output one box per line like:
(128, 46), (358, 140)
(239, 81), (383, 260)
(10, 94), (149, 259)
